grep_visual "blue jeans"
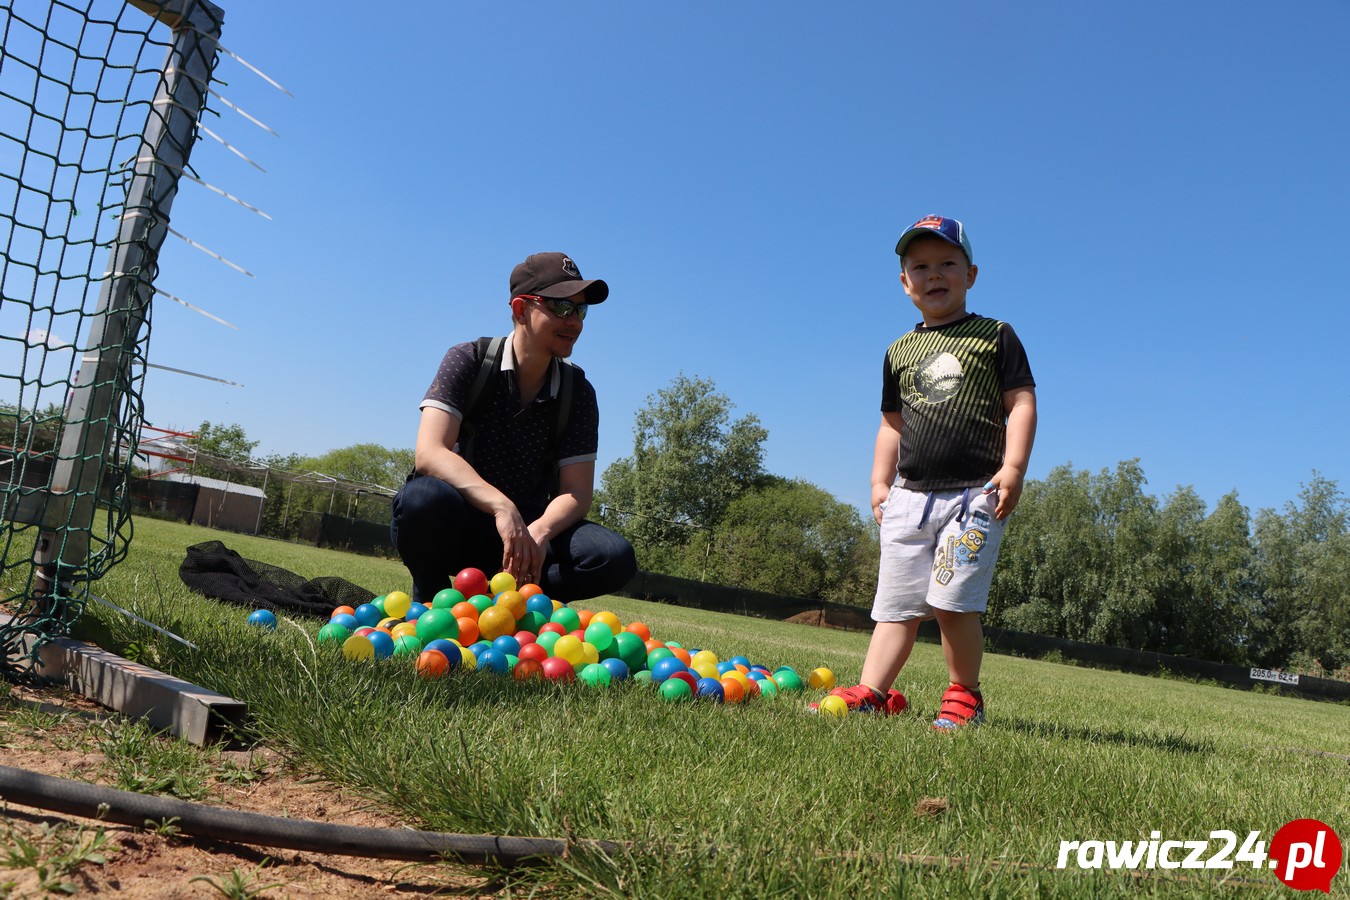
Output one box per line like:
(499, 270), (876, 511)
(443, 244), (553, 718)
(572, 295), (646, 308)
(390, 475), (637, 604)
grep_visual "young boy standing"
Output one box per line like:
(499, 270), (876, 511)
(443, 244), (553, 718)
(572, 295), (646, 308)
(827, 215), (1037, 730)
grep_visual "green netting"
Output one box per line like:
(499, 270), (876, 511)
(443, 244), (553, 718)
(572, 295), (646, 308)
(0, 0), (223, 678)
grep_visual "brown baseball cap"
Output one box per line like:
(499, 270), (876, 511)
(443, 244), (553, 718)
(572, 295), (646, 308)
(509, 252), (609, 304)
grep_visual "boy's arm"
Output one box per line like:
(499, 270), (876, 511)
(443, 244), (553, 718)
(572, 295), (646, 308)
(986, 386), (1037, 520)
(871, 412), (903, 525)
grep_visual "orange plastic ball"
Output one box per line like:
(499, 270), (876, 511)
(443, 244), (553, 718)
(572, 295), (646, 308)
(455, 616), (479, 646)
(626, 622), (652, 641)
(451, 601), (479, 621)
(416, 649), (449, 679)
(719, 676), (745, 704)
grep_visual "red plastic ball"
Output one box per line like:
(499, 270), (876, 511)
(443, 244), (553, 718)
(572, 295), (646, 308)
(518, 642), (549, 664)
(453, 567), (490, 599)
(513, 658), (544, 681)
(541, 656), (576, 682)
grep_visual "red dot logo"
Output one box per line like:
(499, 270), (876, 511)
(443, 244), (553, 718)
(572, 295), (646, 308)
(1269, 819), (1342, 893)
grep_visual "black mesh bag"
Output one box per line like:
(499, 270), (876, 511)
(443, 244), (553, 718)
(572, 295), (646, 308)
(179, 540), (376, 617)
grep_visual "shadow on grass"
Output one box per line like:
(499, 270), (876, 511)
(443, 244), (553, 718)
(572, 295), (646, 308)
(998, 716), (1216, 755)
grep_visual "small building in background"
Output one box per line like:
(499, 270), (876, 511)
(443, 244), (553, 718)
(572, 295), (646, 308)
(162, 473), (266, 535)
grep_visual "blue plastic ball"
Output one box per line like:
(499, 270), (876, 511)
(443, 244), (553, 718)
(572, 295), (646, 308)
(353, 603), (384, 628)
(525, 595), (554, 617)
(367, 630), (395, 659)
(716, 661), (736, 676)
(247, 609), (277, 630)
(423, 639), (461, 665)
(729, 655), (752, 669)
(600, 657), (631, 681)
(405, 601), (429, 621)
(696, 677), (725, 702)
(492, 635), (521, 657)
(468, 640), (491, 659)
(651, 656), (688, 684)
(330, 612), (358, 632)
(478, 648), (511, 675)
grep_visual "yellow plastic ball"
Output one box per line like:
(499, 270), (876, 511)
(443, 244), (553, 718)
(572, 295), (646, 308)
(341, 634), (374, 662)
(818, 695), (849, 717)
(808, 667), (836, 691)
(692, 661), (720, 680)
(489, 571), (517, 595)
(590, 610), (622, 636)
(384, 590), (412, 619)
(477, 605), (516, 642)
(553, 634), (585, 667)
(690, 649), (719, 670)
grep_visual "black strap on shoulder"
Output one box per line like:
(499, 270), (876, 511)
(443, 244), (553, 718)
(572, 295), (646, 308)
(548, 361), (575, 497)
(553, 361), (574, 449)
(458, 336), (505, 466)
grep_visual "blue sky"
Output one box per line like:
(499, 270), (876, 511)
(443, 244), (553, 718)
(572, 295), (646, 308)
(130, 1), (1350, 520)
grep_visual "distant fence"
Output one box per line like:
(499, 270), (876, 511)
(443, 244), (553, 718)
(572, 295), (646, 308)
(289, 510), (393, 558)
(615, 571), (1350, 704)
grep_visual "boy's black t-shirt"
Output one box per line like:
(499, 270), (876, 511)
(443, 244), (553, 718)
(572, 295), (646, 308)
(880, 313), (1034, 491)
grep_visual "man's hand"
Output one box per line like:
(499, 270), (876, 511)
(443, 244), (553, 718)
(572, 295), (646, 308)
(494, 504), (540, 584)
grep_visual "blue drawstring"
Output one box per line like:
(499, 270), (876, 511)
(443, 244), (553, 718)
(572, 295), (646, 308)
(918, 492), (937, 529)
(918, 488), (972, 530)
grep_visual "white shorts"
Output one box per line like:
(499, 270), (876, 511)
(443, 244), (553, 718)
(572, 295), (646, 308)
(872, 483), (1007, 622)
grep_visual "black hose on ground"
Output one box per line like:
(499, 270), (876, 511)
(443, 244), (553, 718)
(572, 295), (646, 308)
(0, 765), (623, 866)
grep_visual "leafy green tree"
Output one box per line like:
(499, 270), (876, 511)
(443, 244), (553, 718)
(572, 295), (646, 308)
(306, 444), (412, 492)
(1175, 491), (1257, 663)
(597, 374), (768, 577)
(194, 420), (257, 462)
(703, 478), (876, 603)
(990, 463), (1107, 639)
(1252, 474), (1350, 669)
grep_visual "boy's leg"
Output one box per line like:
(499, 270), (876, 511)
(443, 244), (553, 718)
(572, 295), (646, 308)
(540, 520), (637, 603)
(820, 485), (936, 713)
(859, 619), (923, 694)
(926, 488), (1005, 728)
(933, 609), (983, 689)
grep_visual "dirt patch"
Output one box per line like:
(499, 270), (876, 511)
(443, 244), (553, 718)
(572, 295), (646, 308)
(783, 607), (873, 632)
(1, 683), (492, 898)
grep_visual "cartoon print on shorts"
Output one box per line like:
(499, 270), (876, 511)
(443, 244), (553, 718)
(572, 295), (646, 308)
(933, 513), (991, 586)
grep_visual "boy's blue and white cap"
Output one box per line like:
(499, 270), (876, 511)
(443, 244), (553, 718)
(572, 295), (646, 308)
(894, 215), (974, 264)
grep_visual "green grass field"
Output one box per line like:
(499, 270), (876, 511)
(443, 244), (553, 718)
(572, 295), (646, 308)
(10, 518), (1350, 897)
